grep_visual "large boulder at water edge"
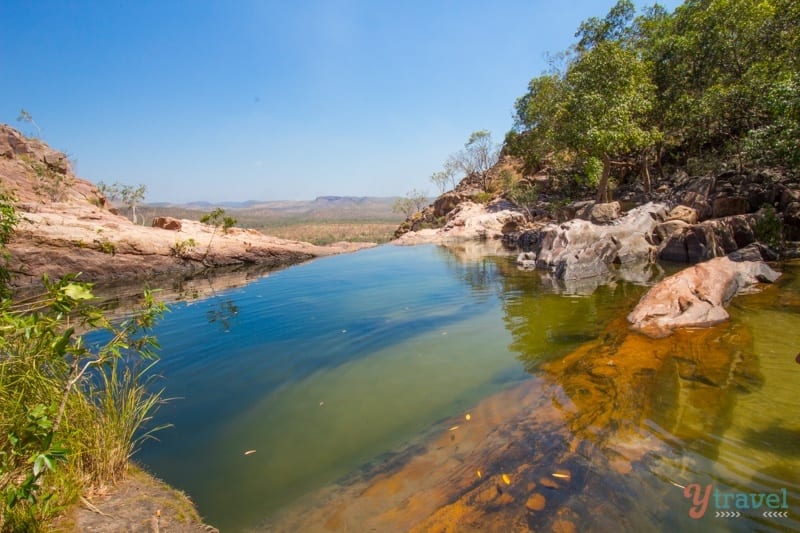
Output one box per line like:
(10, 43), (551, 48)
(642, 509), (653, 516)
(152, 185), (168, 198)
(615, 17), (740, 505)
(627, 256), (780, 338)
(515, 202), (668, 282)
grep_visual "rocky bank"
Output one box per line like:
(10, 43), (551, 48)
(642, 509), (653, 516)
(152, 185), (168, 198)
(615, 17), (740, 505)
(0, 124), (373, 290)
(394, 155), (798, 332)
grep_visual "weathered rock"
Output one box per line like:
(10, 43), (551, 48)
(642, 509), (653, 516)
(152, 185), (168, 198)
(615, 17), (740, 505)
(652, 220), (689, 245)
(432, 192), (463, 218)
(712, 196), (749, 218)
(394, 201), (526, 245)
(152, 216), (183, 231)
(657, 213), (761, 264)
(589, 201), (621, 224)
(627, 256), (780, 337)
(666, 205), (698, 224)
(515, 203), (667, 282)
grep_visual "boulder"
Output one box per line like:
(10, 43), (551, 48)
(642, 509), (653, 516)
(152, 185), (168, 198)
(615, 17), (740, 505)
(628, 256), (780, 338)
(432, 192), (463, 218)
(712, 196), (749, 218)
(43, 151), (69, 174)
(666, 205), (698, 224)
(589, 201), (621, 224)
(561, 200), (594, 221)
(519, 203), (667, 281)
(152, 216), (183, 231)
(657, 214), (760, 264)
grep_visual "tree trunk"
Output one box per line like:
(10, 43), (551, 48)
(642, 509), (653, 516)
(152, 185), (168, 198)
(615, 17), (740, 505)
(641, 149), (651, 194)
(595, 153), (611, 203)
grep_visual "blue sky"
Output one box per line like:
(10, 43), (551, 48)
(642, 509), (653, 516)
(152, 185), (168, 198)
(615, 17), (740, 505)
(0, 1), (682, 202)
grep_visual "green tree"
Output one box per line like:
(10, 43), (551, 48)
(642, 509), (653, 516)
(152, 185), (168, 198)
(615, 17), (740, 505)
(200, 207), (237, 259)
(507, 74), (568, 172)
(562, 40), (658, 201)
(120, 184), (147, 224)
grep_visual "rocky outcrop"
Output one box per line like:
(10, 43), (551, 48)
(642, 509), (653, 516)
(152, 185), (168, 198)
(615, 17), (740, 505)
(627, 256), (780, 337)
(655, 212), (762, 263)
(512, 203), (668, 282)
(1, 124), (374, 289)
(7, 204), (373, 289)
(394, 201), (526, 245)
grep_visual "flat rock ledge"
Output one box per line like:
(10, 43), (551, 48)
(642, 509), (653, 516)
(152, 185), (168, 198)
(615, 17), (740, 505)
(627, 255), (781, 338)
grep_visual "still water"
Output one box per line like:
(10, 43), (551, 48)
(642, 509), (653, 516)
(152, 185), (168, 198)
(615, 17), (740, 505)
(130, 244), (799, 532)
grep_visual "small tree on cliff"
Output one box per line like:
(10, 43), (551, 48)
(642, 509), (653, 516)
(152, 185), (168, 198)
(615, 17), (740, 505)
(120, 184), (147, 224)
(451, 131), (500, 192)
(200, 208), (237, 260)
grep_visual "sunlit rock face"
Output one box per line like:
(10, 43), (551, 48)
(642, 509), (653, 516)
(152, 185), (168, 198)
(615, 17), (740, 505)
(627, 257), (780, 337)
(515, 203), (669, 283)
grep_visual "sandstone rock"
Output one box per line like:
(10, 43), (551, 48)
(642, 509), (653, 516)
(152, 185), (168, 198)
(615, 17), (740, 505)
(394, 201), (526, 245)
(517, 203), (667, 282)
(657, 214), (761, 264)
(666, 205), (698, 224)
(152, 216), (183, 231)
(432, 192), (462, 218)
(589, 201), (621, 224)
(562, 200), (594, 221)
(712, 196), (749, 218)
(653, 220), (689, 245)
(627, 257), (780, 337)
(525, 493), (546, 511)
(43, 151), (69, 173)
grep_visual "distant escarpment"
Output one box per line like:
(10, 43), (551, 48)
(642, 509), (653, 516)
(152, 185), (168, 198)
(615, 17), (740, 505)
(0, 124), (373, 290)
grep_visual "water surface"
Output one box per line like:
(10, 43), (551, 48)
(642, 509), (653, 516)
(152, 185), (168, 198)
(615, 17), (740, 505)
(130, 245), (800, 532)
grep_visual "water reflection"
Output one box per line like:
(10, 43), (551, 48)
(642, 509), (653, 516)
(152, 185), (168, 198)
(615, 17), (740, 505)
(263, 253), (799, 532)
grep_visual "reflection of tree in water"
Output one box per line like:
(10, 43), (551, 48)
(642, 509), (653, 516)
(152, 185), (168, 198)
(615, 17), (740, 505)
(435, 244), (505, 302)
(206, 299), (239, 333)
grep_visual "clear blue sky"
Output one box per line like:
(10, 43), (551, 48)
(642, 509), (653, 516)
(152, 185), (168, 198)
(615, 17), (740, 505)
(0, 0), (681, 203)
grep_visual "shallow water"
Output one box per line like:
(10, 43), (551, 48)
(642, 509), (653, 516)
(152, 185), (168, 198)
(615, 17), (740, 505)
(129, 245), (800, 532)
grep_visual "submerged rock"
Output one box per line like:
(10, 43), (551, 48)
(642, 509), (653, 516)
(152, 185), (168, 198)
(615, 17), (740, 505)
(627, 256), (780, 337)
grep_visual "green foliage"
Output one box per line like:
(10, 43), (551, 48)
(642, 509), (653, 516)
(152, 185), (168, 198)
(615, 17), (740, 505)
(473, 191), (492, 204)
(582, 156), (604, 187)
(755, 204), (783, 248)
(507, 0), (800, 197)
(505, 180), (539, 219)
(170, 238), (197, 258)
(96, 240), (116, 255)
(0, 193), (19, 297)
(0, 275), (167, 529)
(27, 159), (74, 203)
(200, 208), (237, 259)
(97, 182), (146, 223)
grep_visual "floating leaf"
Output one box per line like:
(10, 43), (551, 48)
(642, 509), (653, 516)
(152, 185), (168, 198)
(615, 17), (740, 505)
(502, 474), (511, 485)
(476, 470), (482, 479)
(465, 413), (471, 421)
(449, 425), (459, 431)
(244, 450), (257, 456)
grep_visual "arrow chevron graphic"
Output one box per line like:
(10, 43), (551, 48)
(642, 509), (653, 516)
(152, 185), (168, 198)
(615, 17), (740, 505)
(714, 511), (742, 518)
(762, 511), (789, 518)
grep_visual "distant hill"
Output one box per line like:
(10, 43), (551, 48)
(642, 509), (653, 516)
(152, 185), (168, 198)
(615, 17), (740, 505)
(142, 196), (404, 224)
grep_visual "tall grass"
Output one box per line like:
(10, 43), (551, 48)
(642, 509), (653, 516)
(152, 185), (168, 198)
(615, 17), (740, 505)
(0, 280), (168, 531)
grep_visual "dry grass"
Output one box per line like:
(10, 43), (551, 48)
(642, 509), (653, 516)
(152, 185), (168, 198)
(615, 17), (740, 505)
(258, 221), (398, 245)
